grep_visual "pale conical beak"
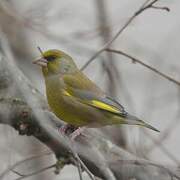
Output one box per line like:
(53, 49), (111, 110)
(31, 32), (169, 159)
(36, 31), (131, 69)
(33, 57), (48, 67)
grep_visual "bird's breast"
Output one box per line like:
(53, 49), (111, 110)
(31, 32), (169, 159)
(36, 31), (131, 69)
(44, 76), (86, 126)
(45, 76), (66, 115)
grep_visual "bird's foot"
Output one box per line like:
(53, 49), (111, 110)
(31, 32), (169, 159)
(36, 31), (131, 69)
(58, 124), (76, 136)
(58, 125), (86, 140)
(69, 127), (86, 140)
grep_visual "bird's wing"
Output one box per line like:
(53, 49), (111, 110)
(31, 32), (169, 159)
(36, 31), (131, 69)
(62, 73), (159, 132)
(62, 71), (101, 92)
(63, 73), (127, 116)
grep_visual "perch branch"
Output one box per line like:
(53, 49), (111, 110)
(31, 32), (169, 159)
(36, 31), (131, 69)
(0, 30), (113, 180)
(0, 96), (179, 180)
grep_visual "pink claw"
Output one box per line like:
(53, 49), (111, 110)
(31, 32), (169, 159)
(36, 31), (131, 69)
(58, 125), (70, 135)
(70, 127), (86, 140)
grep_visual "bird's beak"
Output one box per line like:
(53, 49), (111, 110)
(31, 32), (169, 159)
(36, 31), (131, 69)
(33, 57), (48, 67)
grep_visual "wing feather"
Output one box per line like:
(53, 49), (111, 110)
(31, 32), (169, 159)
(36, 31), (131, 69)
(62, 73), (127, 116)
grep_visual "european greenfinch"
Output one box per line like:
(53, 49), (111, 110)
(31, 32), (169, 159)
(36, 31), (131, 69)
(33, 49), (159, 138)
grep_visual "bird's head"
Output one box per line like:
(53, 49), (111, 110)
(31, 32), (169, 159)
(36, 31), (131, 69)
(33, 49), (77, 77)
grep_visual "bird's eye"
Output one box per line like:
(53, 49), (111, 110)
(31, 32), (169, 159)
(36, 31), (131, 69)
(45, 55), (56, 61)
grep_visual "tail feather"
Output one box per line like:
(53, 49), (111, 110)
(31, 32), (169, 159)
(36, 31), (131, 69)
(124, 114), (160, 132)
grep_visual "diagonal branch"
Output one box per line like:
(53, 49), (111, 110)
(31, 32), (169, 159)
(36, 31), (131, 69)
(106, 48), (180, 87)
(81, 0), (169, 70)
(0, 96), (179, 180)
(13, 164), (55, 180)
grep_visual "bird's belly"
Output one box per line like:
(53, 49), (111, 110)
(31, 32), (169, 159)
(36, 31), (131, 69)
(46, 89), (98, 127)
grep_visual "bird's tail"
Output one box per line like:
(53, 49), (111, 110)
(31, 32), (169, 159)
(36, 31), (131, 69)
(123, 114), (160, 132)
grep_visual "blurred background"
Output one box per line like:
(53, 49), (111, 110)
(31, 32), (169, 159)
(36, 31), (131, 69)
(0, 0), (180, 179)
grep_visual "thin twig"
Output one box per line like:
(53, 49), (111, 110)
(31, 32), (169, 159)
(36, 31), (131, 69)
(74, 158), (83, 180)
(106, 48), (180, 87)
(135, 0), (158, 15)
(13, 164), (55, 180)
(73, 153), (95, 180)
(151, 5), (170, 11)
(37, 46), (44, 56)
(81, 0), (167, 70)
(0, 151), (52, 180)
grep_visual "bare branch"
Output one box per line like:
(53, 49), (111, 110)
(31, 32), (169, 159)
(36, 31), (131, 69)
(0, 151), (52, 179)
(135, 0), (169, 15)
(81, 0), (168, 70)
(13, 164), (55, 180)
(74, 159), (83, 180)
(74, 153), (96, 180)
(106, 48), (180, 87)
(151, 5), (170, 12)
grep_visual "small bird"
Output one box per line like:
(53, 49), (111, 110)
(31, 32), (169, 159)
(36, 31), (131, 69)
(33, 49), (159, 138)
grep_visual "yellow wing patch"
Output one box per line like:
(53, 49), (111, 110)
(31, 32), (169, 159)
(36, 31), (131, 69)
(63, 90), (71, 97)
(63, 90), (121, 114)
(91, 100), (120, 114)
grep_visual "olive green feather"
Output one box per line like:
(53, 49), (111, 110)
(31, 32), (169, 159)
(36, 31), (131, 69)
(35, 49), (159, 132)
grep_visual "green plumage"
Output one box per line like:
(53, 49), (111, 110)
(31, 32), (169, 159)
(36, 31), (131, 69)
(35, 49), (159, 132)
